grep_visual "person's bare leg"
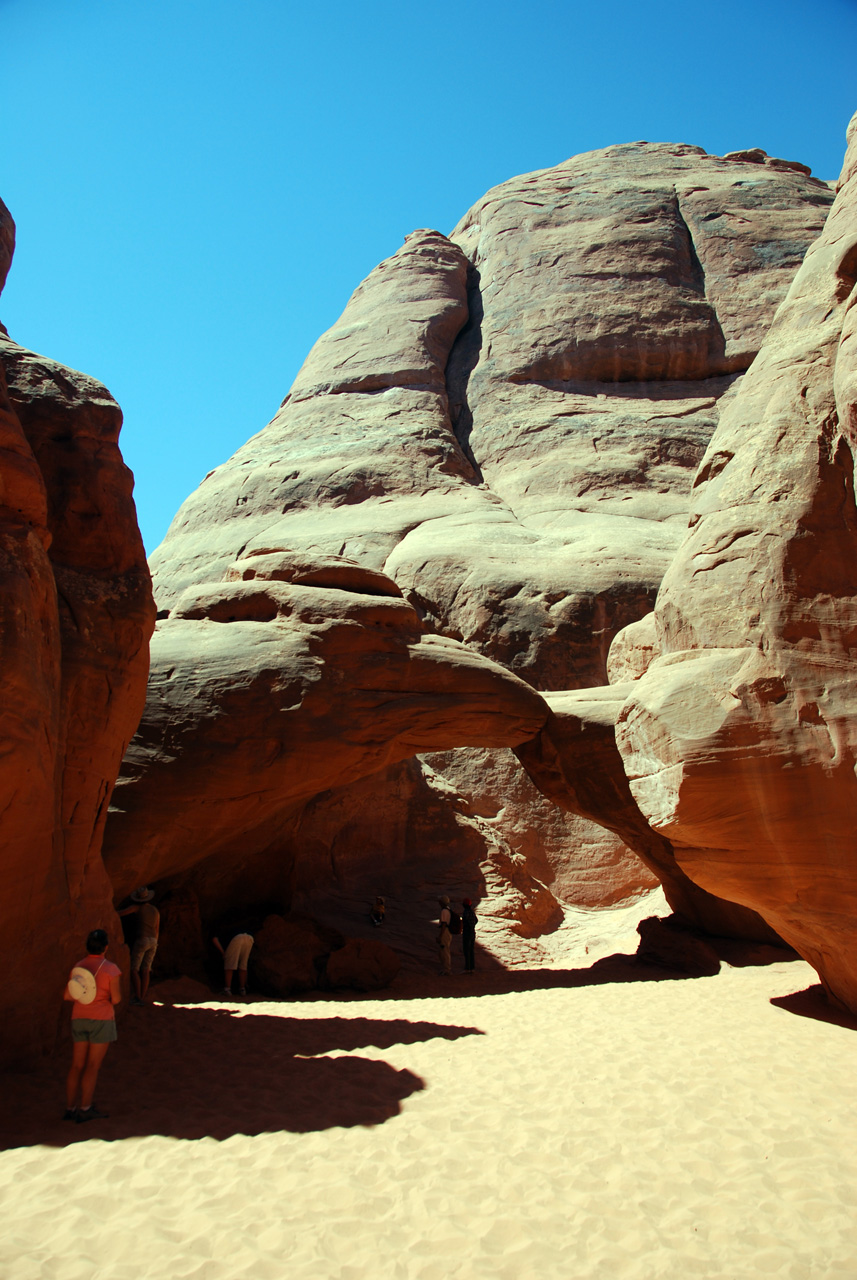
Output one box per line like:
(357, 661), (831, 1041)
(223, 969), (234, 992)
(238, 968), (248, 992)
(66, 1041), (88, 1108)
(79, 1043), (110, 1109)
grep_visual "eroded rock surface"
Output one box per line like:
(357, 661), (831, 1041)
(123, 144), (832, 949)
(0, 197), (154, 1063)
(520, 114), (857, 1012)
(103, 554), (549, 901)
(612, 112), (857, 1010)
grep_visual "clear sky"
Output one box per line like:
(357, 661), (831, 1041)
(2, 0), (856, 553)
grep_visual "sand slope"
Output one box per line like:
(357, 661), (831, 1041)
(1, 951), (855, 1279)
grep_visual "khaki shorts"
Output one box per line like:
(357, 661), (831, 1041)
(223, 933), (254, 969)
(131, 936), (158, 972)
(72, 1019), (117, 1044)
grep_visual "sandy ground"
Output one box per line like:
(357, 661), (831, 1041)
(1, 905), (856, 1280)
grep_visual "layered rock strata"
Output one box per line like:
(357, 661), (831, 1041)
(520, 114), (857, 1011)
(103, 553), (549, 921)
(126, 144), (831, 947)
(0, 199), (155, 1063)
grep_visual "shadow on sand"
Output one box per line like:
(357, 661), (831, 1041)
(0, 1008), (486, 1152)
(770, 984), (857, 1032)
(344, 937), (803, 1003)
(2, 940), (807, 1152)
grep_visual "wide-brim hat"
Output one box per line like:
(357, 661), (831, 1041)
(439, 895), (450, 905)
(131, 886), (155, 902)
(67, 967), (96, 1004)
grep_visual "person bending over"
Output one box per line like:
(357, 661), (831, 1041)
(213, 925), (255, 997)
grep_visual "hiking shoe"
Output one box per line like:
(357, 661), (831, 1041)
(221, 988), (232, 997)
(130, 996), (144, 1006)
(238, 987), (247, 996)
(75, 1106), (109, 1124)
(62, 1108), (77, 1121)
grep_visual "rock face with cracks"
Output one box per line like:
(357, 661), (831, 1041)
(103, 557), (549, 907)
(119, 142), (833, 951)
(521, 113), (857, 1013)
(0, 197), (155, 1064)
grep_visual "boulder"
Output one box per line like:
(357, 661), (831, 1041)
(325, 937), (401, 992)
(635, 916), (721, 977)
(252, 913), (345, 996)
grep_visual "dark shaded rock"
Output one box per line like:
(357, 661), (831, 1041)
(325, 937), (401, 992)
(635, 916), (721, 976)
(253, 913), (345, 996)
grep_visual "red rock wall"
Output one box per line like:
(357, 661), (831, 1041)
(0, 200), (155, 1064)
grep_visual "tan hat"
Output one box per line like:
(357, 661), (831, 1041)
(131, 886), (155, 902)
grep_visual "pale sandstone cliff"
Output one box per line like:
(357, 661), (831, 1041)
(106, 143), (832, 960)
(520, 114), (857, 1010)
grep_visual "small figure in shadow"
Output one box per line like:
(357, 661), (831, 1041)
(370, 896), (386, 927)
(437, 896), (452, 976)
(213, 925), (255, 998)
(63, 928), (122, 1123)
(462, 898), (478, 974)
(118, 886), (159, 1005)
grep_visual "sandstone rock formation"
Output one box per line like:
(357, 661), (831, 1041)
(0, 198), (155, 1064)
(102, 554), (549, 912)
(520, 113), (857, 1012)
(119, 143), (831, 953)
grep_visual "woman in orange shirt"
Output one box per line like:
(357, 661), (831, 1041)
(63, 928), (122, 1124)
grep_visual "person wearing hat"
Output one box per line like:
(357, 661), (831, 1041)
(63, 928), (122, 1123)
(118, 887), (160, 1005)
(437, 896), (452, 976)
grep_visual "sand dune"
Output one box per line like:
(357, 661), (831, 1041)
(1, 928), (855, 1279)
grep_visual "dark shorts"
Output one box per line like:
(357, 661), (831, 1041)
(71, 1019), (117, 1044)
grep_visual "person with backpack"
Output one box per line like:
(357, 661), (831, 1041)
(437, 896), (453, 976)
(63, 928), (122, 1123)
(461, 898), (478, 973)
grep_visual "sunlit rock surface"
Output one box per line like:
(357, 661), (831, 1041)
(521, 114), (857, 1012)
(116, 143), (832, 951)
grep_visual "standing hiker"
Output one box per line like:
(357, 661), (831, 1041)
(437, 896), (452, 977)
(462, 898), (478, 973)
(118, 886), (160, 1005)
(63, 928), (122, 1123)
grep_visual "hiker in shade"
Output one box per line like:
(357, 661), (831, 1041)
(462, 898), (478, 973)
(118, 886), (160, 1005)
(213, 922), (256, 997)
(370, 896), (386, 927)
(437, 896), (452, 976)
(63, 928), (122, 1123)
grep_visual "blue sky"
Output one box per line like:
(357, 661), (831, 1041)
(2, 0), (856, 553)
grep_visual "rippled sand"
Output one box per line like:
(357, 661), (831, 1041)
(1, 938), (855, 1279)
